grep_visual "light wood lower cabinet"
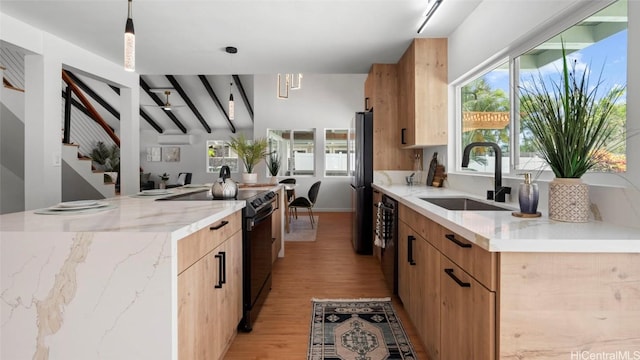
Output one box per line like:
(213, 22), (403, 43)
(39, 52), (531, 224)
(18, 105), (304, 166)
(440, 256), (495, 360)
(398, 220), (441, 360)
(272, 187), (284, 263)
(178, 211), (243, 360)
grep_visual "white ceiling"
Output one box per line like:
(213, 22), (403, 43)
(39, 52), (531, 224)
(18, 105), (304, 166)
(0, 0), (482, 75)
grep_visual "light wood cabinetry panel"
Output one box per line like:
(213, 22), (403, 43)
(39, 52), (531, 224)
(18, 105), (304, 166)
(398, 219), (441, 360)
(178, 211), (242, 274)
(440, 256), (495, 360)
(366, 64), (414, 170)
(397, 38), (448, 148)
(178, 212), (243, 360)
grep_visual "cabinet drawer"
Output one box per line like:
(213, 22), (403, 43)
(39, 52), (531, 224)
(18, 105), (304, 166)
(398, 204), (441, 250)
(178, 211), (242, 274)
(435, 224), (496, 291)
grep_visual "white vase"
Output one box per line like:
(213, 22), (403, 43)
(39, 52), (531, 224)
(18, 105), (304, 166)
(243, 173), (258, 184)
(270, 176), (278, 184)
(548, 178), (590, 222)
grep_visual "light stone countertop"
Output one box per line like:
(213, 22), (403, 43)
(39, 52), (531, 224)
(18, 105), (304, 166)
(0, 187), (246, 240)
(373, 184), (640, 253)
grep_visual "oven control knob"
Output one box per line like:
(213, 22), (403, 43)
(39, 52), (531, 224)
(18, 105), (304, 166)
(252, 199), (263, 207)
(265, 192), (275, 199)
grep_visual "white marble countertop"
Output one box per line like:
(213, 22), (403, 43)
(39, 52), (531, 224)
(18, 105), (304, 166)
(373, 184), (640, 253)
(0, 187), (246, 240)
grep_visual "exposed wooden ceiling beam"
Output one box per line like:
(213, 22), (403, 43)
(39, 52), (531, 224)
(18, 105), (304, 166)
(232, 75), (253, 122)
(198, 75), (236, 133)
(107, 83), (163, 134)
(140, 77), (187, 134)
(65, 71), (121, 121)
(166, 75), (211, 133)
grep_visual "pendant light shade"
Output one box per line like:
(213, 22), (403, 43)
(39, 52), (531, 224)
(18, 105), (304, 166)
(124, 0), (135, 72)
(229, 82), (235, 120)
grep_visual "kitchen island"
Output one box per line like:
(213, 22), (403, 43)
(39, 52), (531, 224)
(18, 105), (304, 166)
(374, 183), (640, 360)
(0, 188), (245, 360)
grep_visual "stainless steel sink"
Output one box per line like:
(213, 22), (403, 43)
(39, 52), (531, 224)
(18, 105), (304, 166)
(420, 197), (511, 211)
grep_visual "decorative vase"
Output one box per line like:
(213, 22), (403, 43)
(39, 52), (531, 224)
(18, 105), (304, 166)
(159, 180), (167, 189)
(270, 176), (278, 184)
(518, 173), (539, 214)
(242, 173), (258, 184)
(548, 178), (590, 222)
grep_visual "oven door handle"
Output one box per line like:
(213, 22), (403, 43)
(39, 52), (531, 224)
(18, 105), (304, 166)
(247, 206), (275, 231)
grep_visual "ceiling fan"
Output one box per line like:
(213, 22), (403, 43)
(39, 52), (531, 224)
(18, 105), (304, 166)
(144, 90), (185, 111)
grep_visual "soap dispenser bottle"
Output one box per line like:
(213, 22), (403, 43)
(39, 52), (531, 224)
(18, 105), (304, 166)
(518, 173), (539, 214)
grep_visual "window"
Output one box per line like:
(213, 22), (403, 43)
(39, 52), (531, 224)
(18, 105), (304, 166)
(516, 1), (627, 173)
(460, 62), (510, 174)
(324, 129), (350, 176)
(206, 140), (238, 173)
(457, 0), (627, 175)
(267, 129), (316, 176)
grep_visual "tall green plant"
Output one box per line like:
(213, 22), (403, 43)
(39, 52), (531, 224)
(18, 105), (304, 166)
(267, 152), (281, 176)
(519, 44), (624, 178)
(227, 134), (269, 173)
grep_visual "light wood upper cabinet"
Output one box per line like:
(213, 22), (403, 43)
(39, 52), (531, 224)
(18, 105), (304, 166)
(397, 38), (448, 148)
(366, 64), (414, 170)
(178, 211), (243, 360)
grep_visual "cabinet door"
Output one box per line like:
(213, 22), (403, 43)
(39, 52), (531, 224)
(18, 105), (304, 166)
(272, 188), (283, 263)
(440, 257), (495, 360)
(178, 250), (219, 360)
(216, 232), (243, 356)
(397, 221), (412, 305)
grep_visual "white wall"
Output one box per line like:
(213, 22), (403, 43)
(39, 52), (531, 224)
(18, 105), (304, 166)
(0, 13), (139, 210)
(254, 74), (366, 211)
(443, 0), (640, 228)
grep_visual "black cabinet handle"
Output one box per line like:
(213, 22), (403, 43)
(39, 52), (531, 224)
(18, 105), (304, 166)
(445, 234), (471, 248)
(214, 253), (224, 288)
(219, 251), (226, 285)
(210, 220), (229, 231)
(401, 128), (407, 145)
(445, 268), (471, 288)
(365, 97), (370, 110)
(408, 235), (416, 266)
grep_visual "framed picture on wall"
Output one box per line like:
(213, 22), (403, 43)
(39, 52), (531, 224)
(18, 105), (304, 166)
(163, 147), (180, 162)
(146, 147), (161, 162)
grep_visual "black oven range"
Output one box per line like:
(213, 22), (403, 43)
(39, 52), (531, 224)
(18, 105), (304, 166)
(157, 188), (278, 331)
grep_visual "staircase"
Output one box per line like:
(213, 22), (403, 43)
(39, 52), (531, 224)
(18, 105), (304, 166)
(62, 143), (116, 200)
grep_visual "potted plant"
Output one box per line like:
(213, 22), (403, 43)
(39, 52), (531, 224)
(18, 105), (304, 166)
(519, 43), (624, 222)
(267, 152), (281, 183)
(227, 134), (269, 184)
(90, 141), (120, 183)
(158, 172), (170, 189)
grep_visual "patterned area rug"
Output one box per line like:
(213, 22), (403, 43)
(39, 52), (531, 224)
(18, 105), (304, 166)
(284, 216), (319, 241)
(308, 298), (417, 360)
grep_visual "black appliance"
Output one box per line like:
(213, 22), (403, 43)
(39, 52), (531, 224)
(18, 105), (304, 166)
(350, 111), (374, 255)
(157, 189), (277, 331)
(377, 194), (398, 294)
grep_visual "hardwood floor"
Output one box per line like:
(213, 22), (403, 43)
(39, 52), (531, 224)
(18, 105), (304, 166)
(223, 212), (428, 359)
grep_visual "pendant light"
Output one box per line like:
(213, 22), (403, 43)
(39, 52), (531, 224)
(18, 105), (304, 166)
(225, 46), (237, 120)
(124, 0), (135, 71)
(229, 81), (235, 120)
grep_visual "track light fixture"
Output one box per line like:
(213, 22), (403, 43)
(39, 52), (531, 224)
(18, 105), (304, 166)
(124, 0), (135, 71)
(417, 0), (443, 34)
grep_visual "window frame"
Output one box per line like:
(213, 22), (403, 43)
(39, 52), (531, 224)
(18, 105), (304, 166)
(267, 128), (317, 177)
(324, 128), (351, 177)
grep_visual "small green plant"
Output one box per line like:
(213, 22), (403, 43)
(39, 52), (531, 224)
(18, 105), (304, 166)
(519, 42), (624, 178)
(90, 141), (120, 172)
(267, 152), (281, 176)
(227, 134), (269, 173)
(159, 172), (170, 181)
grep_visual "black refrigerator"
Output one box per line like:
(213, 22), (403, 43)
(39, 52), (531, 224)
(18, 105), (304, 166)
(350, 111), (374, 255)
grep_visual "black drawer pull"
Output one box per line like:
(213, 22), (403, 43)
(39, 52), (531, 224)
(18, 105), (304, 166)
(210, 220), (229, 231)
(401, 128), (407, 144)
(408, 235), (416, 266)
(214, 253), (224, 288)
(445, 268), (471, 288)
(445, 234), (471, 248)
